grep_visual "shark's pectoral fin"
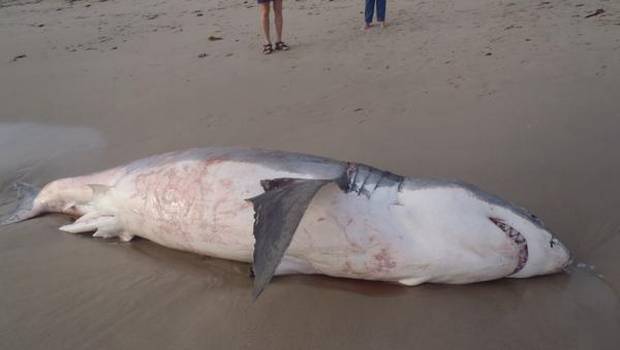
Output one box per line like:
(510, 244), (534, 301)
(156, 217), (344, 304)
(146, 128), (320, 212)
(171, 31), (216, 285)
(247, 178), (333, 299)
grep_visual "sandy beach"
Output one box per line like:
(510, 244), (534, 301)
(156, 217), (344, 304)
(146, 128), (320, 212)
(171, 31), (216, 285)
(1, 0), (620, 349)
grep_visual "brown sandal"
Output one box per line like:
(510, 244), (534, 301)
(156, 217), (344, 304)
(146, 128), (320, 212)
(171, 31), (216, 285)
(263, 43), (273, 55)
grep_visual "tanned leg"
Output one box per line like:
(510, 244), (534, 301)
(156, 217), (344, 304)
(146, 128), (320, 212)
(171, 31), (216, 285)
(260, 3), (271, 45)
(273, 0), (284, 43)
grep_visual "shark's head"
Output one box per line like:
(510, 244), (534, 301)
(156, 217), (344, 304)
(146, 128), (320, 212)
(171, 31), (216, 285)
(488, 203), (571, 279)
(393, 179), (572, 283)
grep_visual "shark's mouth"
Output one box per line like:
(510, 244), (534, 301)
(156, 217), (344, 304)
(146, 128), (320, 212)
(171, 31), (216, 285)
(489, 217), (529, 275)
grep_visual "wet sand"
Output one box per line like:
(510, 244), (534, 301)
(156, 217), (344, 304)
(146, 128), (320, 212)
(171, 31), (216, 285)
(1, 0), (620, 349)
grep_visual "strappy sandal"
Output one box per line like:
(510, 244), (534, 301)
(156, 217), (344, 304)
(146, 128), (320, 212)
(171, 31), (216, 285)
(263, 43), (273, 55)
(274, 41), (289, 51)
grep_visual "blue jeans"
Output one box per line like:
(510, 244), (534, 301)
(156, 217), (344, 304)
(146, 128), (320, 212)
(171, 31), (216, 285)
(365, 0), (386, 24)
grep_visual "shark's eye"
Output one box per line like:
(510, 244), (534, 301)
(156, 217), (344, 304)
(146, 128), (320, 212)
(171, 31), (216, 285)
(549, 238), (558, 248)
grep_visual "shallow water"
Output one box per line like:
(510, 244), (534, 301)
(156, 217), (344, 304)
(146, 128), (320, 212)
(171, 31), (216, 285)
(1, 0), (620, 348)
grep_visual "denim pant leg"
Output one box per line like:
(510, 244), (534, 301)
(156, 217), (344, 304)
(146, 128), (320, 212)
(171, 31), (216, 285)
(365, 0), (376, 24)
(376, 0), (386, 22)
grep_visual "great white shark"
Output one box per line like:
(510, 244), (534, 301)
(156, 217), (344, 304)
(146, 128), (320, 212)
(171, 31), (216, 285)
(1, 147), (571, 298)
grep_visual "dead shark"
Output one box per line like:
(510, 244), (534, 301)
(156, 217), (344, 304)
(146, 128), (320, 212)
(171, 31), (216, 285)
(1, 147), (571, 298)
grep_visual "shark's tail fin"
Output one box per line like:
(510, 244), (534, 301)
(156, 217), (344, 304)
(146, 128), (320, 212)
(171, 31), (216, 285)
(0, 181), (41, 226)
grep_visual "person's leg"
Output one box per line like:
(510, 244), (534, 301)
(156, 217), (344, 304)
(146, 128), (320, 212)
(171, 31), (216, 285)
(376, 0), (386, 26)
(259, 1), (272, 53)
(273, 0), (289, 50)
(364, 0), (375, 28)
(273, 0), (284, 43)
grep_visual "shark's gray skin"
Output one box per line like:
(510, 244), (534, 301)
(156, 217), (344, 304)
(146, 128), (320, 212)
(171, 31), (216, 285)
(1, 147), (571, 298)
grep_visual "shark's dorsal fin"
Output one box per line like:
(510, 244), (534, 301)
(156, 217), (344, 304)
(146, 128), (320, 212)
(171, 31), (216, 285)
(247, 178), (332, 299)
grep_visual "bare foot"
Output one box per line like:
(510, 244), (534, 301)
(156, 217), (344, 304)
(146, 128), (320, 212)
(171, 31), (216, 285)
(378, 21), (387, 29)
(361, 23), (373, 31)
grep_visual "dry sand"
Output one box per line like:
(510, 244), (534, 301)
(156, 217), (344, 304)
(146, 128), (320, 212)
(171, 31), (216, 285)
(1, 0), (620, 349)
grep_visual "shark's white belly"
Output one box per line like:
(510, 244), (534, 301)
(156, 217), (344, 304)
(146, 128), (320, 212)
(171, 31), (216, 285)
(106, 159), (518, 285)
(109, 160), (410, 281)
